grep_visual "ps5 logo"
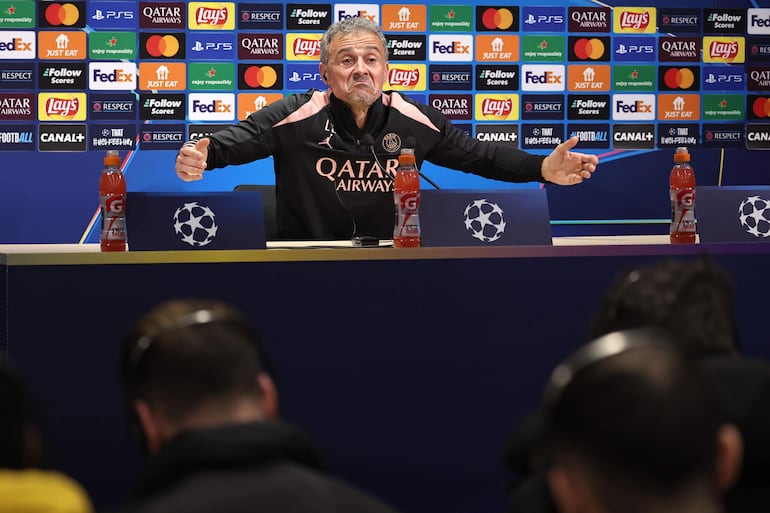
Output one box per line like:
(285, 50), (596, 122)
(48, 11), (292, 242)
(92, 10), (134, 20)
(191, 41), (233, 52)
(288, 71), (321, 82)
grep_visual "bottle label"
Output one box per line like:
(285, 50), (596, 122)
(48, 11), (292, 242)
(394, 191), (420, 238)
(100, 193), (127, 242)
(670, 188), (696, 234)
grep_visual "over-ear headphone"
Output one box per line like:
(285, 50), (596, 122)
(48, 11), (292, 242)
(121, 307), (272, 451)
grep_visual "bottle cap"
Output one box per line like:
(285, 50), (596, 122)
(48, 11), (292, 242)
(104, 149), (121, 167)
(674, 147), (690, 162)
(399, 147), (416, 165)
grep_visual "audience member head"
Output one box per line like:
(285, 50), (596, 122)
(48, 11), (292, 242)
(543, 329), (741, 513)
(0, 358), (42, 468)
(121, 298), (278, 455)
(589, 257), (739, 358)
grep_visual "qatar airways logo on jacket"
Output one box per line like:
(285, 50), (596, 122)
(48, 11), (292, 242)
(315, 156), (397, 193)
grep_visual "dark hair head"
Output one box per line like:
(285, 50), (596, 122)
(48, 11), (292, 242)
(544, 330), (723, 508)
(121, 299), (268, 422)
(320, 16), (389, 65)
(589, 257), (739, 358)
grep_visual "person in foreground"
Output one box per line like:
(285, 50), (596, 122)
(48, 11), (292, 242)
(543, 329), (741, 513)
(0, 358), (93, 513)
(113, 298), (399, 513)
(175, 17), (599, 240)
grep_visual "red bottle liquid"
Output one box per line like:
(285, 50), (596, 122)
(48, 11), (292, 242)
(99, 150), (127, 252)
(669, 147), (696, 244)
(393, 148), (421, 248)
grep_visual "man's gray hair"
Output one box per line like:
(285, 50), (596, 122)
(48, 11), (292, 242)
(320, 17), (389, 64)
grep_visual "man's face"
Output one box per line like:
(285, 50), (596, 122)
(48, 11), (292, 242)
(320, 30), (388, 109)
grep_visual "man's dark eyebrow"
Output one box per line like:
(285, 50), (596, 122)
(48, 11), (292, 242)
(335, 45), (383, 56)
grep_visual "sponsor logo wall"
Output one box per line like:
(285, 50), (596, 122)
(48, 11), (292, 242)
(0, 1), (767, 151)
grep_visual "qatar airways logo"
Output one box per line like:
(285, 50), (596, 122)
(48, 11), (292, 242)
(315, 157), (397, 193)
(47, 97), (78, 117)
(388, 67), (420, 87)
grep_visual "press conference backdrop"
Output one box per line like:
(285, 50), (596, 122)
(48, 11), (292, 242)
(1, 0), (769, 243)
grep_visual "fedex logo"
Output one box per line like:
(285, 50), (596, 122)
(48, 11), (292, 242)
(521, 65), (565, 91)
(749, 9), (770, 35)
(0, 32), (35, 59)
(429, 35), (473, 61)
(88, 63), (137, 90)
(189, 93), (235, 120)
(613, 94), (655, 120)
(334, 4), (379, 23)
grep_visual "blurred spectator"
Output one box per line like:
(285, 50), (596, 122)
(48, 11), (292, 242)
(0, 358), (93, 513)
(543, 329), (740, 513)
(112, 298), (400, 513)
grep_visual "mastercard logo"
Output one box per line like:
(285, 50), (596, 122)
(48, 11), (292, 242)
(573, 38), (605, 60)
(481, 8), (514, 30)
(243, 65), (278, 88)
(663, 68), (695, 89)
(753, 97), (770, 118)
(145, 35), (181, 58)
(45, 2), (80, 26)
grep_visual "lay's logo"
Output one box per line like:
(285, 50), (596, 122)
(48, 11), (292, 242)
(475, 93), (519, 120)
(188, 3), (235, 30)
(38, 92), (87, 120)
(287, 34), (322, 60)
(614, 7), (656, 33)
(704, 37), (745, 63)
(387, 64), (425, 90)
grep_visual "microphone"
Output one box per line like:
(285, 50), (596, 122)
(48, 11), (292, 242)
(361, 134), (440, 189)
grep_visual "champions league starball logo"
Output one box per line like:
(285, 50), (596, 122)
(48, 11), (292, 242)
(173, 202), (218, 246)
(738, 196), (770, 238)
(463, 199), (507, 242)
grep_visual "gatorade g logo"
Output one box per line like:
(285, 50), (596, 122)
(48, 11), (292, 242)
(401, 192), (419, 212)
(106, 196), (125, 214)
(677, 189), (694, 208)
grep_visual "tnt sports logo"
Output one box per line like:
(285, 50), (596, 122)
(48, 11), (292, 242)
(174, 202), (218, 246)
(738, 196), (770, 237)
(464, 199), (506, 242)
(189, 2), (235, 30)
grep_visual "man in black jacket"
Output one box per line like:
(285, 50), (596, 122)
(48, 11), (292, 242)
(114, 298), (399, 513)
(175, 17), (599, 240)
